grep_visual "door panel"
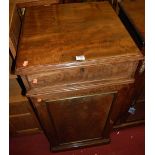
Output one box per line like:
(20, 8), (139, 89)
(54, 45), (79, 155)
(46, 93), (115, 144)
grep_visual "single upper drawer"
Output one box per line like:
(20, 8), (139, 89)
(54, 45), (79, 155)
(27, 61), (138, 89)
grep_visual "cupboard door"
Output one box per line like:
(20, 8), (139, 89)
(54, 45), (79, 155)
(32, 92), (116, 151)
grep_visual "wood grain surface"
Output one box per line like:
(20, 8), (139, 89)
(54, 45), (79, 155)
(9, 0), (61, 58)
(27, 61), (137, 89)
(14, 2), (143, 150)
(119, 0), (145, 38)
(15, 2), (143, 75)
(115, 0), (145, 128)
(46, 93), (114, 145)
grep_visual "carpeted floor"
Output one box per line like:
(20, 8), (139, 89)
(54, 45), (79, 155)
(10, 125), (144, 155)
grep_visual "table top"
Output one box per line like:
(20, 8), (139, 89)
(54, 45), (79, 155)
(119, 0), (145, 39)
(15, 2), (142, 75)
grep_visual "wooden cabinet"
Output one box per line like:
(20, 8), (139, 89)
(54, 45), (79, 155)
(9, 77), (42, 136)
(15, 2), (143, 151)
(118, 0), (144, 50)
(63, 0), (104, 3)
(114, 0), (145, 128)
(29, 83), (136, 151)
(9, 52), (41, 136)
(31, 91), (115, 150)
(9, 0), (61, 136)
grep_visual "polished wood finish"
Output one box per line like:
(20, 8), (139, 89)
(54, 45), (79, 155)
(46, 94), (113, 143)
(63, 0), (104, 3)
(15, 0), (61, 7)
(31, 91), (116, 151)
(9, 4), (21, 59)
(9, 0), (61, 58)
(9, 0), (62, 136)
(9, 54), (17, 79)
(15, 2), (142, 74)
(27, 61), (137, 90)
(9, 78), (42, 136)
(114, 0), (145, 128)
(119, 0), (144, 38)
(9, 43), (41, 136)
(10, 0), (60, 13)
(118, 0), (144, 50)
(15, 2), (143, 151)
(62, 0), (115, 8)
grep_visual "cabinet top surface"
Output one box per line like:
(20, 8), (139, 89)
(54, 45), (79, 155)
(16, 2), (142, 74)
(10, 0), (60, 28)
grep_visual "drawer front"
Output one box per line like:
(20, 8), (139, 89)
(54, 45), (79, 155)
(27, 61), (137, 89)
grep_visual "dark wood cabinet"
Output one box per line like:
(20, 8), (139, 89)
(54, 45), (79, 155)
(63, 0), (104, 3)
(46, 93), (113, 143)
(114, 0), (145, 128)
(9, 0), (62, 136)
(14, 1), (143, 151)
(9, 44), (41, 136)
(29, 83), (136, 151)
(9, 77), (42, 136)
(31, 91), (115, 150)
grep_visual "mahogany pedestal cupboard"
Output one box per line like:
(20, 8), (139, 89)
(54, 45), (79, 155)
(15, 2), (143, 151)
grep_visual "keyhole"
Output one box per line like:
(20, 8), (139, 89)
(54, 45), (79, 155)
(80, 67), (85, 73)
